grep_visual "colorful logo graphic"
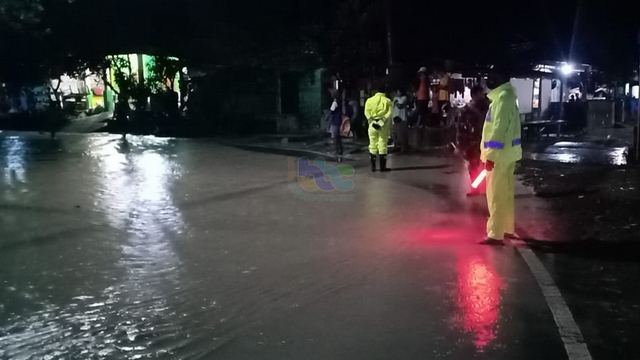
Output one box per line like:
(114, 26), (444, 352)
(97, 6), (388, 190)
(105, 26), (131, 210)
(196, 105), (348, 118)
(295, 157), (355, 192)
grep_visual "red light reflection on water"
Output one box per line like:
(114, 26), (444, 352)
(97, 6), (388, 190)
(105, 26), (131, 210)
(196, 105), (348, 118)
(402, 228), (480, 246)
(456, 254), (501, 350)
(392, 220), (503, 350)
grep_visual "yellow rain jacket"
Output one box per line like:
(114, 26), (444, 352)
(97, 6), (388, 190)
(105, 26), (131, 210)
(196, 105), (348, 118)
(365, 92), (393, 155)
(480, 82), (522, 164)
(365, 92), (393, 129)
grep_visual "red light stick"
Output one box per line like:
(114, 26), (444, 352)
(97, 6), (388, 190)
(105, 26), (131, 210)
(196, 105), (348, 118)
(471, 170), (487, 189)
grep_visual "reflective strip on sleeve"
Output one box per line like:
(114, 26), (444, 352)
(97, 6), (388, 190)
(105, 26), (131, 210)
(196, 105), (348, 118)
(512, 138), (522, 146)
(484, 141), (505, 149)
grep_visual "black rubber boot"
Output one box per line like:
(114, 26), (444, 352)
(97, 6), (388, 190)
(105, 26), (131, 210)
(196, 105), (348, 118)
(370, 154), (377, 172)
(379, 155), (389, 172)
(335, 136), (344, 159)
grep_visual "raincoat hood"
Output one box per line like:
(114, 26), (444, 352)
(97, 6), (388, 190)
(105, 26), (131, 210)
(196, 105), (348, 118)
(487, 82), (516, 102)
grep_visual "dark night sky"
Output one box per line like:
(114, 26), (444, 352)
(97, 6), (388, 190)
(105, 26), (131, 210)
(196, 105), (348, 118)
(391, 0), (638, 71)
(62, 0), (639, 74)
(182, 0), (638, 73)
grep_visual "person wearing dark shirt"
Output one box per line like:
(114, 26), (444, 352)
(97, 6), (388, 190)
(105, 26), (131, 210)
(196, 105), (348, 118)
(392, 117), (409, 153)
(413, 67), (429, 128)
(458, 85), (490, 196)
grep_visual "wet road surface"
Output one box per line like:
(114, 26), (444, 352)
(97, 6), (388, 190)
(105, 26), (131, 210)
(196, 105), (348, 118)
(523, 141), (628, 165)
(0, 132), (631, 359)
(518, 139), (640, 360)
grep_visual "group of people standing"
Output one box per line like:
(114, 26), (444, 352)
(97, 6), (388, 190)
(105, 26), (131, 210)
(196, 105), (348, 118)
(327, 67), (453, 159)
(361, 66), (523, 245)
(390, 67), (452, 129)
(387, 68), (453, 153)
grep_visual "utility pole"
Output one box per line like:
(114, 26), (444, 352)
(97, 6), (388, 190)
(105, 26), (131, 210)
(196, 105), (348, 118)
(636, 27), (640, 161)
(635, 27), (640, 161)
(384, 0), (394, 66)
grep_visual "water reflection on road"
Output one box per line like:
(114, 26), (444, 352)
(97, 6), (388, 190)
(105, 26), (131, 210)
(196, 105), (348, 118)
(0, 135), (191, 359)
(396, 217), (505, 352)
(3, 136), (26, 188)
(456, 253), (501, 350)
(89, 137), (187, 357)
(525, 141), (628, 165)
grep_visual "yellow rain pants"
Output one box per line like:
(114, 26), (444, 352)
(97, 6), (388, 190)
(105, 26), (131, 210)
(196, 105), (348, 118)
(486, 161), (516, 240)
(368, 124), (391, 155)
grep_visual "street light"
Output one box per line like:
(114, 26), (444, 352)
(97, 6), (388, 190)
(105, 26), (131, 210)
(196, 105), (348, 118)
(557, 63), (575, 121)
(561, 63), (574, 76)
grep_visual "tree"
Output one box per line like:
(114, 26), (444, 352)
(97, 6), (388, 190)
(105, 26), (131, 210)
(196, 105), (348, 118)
(146, 56), (183, 93)
(0, 0), (45, 30)
(308, 0), (385, 86)
(0, 0), (95, 107)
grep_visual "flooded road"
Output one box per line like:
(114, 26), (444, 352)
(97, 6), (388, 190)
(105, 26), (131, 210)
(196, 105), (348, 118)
(524, 141), (628, 165)
(0, 132), (623, 359)
(518, 138), (640, 360)
(1, 135), (192, 358)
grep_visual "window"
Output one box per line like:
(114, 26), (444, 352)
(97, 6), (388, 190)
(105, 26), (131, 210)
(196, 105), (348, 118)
(533, 79), (541, 109)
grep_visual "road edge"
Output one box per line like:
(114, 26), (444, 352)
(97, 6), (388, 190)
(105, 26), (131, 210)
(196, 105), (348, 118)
(510, 241), (593, 360)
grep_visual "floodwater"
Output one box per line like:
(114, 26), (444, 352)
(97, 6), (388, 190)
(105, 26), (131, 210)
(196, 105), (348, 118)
(524, 141), (628, 165)
(0, 132), (591, 359)
(1, 135), (191, 358)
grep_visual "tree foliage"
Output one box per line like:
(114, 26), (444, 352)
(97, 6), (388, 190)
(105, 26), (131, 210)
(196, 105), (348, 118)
(0, 0), (100, 101)
(0, 0), (45, 29)
(147, 57), (183, 93)
(308, 0), (385, 85)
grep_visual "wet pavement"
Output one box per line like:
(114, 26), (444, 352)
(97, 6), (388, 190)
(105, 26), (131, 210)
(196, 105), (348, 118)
(518, 139), (640, 360)
(0, 132), (638, 359)
(517, 137), (638, 244)
(523, 141), (628, 166)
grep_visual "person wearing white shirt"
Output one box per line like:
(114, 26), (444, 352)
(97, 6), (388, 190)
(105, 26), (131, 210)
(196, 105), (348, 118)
(329, 90), (344, 160)
(393, 90), (409, 122)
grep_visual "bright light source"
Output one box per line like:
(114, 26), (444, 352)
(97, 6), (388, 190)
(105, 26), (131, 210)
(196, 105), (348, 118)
(472, 170), (487, 189)
(561, 64), (574, 75)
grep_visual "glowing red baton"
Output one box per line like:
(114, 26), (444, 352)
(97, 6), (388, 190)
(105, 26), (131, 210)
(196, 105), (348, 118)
(471, 170), (487, 189)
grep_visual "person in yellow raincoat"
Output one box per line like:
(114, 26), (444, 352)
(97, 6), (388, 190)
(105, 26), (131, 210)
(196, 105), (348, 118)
(479, 70), (522, 246)
(365, 87), (393, 172)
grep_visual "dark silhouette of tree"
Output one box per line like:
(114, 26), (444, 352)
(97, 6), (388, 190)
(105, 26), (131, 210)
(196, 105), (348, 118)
(307, 0), (385, 85)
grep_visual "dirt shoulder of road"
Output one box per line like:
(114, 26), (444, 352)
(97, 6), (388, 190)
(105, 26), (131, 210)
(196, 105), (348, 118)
(517, 159), (640, 247)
